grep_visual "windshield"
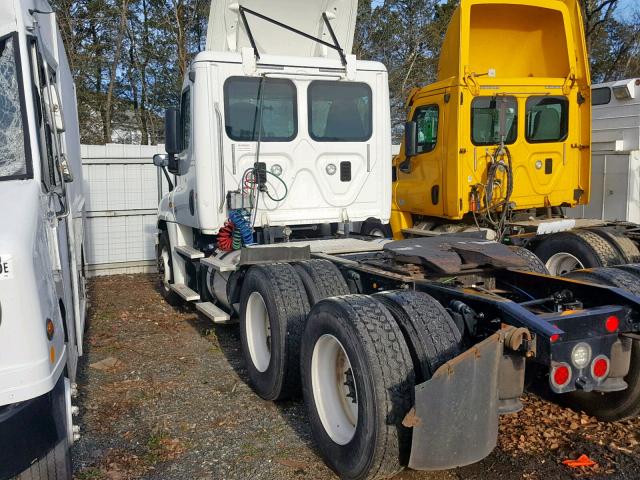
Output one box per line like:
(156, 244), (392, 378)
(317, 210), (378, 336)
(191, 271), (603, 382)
(224, 77), (297, 142)
(471, 96), (517, 146)
(0, 34), (28, 179)
(308, 81), (372, 142)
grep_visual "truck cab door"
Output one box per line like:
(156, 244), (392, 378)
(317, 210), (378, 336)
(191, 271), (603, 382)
(395, 94), (446, 217)
(28, 36), (81, 368)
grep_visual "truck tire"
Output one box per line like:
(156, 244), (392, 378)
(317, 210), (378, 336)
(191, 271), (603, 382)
(239, 263), (310, 401)
(293, 259), (350, 305)
(157, 230), (183, 307)
(564, 267), (640, 296)
(509, 246), (550, 274)
(373, 290), (462, 383)
(588, 228), (640, 264)
(301, 295), (414, 480)
(615, 263), (640, 279)
(360, 218), (393, 238)
(566, 340), (640, 421)
(533, 230), (624, 276)
(13, 438), (72, 480)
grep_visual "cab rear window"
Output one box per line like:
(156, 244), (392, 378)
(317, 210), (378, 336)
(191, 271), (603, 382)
(471, 96), (517, 146)
(224, 77), (297, 142)
(525, 96), (568, 143)
(308, 81), (372, 142)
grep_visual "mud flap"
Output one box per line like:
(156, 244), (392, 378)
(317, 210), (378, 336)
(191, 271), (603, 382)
(408, 331), (504, 470)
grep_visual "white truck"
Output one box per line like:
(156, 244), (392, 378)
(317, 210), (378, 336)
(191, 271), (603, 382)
(154, 1), (640, 478)
(0, 1), (86, 479)
(570, 78), (640, 223)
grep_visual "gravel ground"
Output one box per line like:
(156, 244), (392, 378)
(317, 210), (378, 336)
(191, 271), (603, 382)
(73, 274), (640, 480)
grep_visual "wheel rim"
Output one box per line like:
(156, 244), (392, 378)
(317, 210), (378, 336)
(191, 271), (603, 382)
(311, 334), (358, 445)
(369, 227), (386, 238)
(245, 291), (271, 372)
(159, 247), (171, 292)
(546, 252), (584, 275)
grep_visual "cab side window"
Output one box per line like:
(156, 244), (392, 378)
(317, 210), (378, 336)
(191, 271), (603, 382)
(413, 105), (439, 153)
(180, 88), (191, 151)
(28, 37), (58, 189)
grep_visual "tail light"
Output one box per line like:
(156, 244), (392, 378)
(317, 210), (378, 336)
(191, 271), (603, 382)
(550, 363), (572, 389)
(605, 315), (619, 333)
(591, 355), (610, 379)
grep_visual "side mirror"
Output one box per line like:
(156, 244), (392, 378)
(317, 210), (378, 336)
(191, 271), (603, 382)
(164, 108), (180, 155)
(400, 121), (417, 173)
(404, 121), (417, 157)
(153, 153), (169, 168)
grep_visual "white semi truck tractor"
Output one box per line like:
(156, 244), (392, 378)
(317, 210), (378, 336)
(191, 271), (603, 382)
(154, 1), (640, 478)
(0, 1), (86, 479)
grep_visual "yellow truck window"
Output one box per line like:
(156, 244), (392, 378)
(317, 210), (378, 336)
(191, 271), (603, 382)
(471, 96), (517, 146)
(525, 96), (568, 143)
(413, 105), (438, 153)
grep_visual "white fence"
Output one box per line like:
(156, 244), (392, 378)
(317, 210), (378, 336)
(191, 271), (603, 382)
(82, 144), (167, 276)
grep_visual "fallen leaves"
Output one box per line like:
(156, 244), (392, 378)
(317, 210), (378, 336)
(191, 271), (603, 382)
(498, 394), (640, 476)
(90, 356), (123, 371)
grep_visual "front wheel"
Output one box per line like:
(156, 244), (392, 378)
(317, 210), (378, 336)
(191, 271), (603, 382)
(13, 439), (72, 480)
(157, 230), (183, 306)
(301, 295), (414, 480)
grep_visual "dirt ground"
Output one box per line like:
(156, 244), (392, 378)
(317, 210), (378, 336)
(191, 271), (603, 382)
(73, 274), (640, 480)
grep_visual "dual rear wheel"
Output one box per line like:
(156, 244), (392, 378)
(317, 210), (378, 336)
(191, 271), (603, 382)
(238, 261), (462, 479)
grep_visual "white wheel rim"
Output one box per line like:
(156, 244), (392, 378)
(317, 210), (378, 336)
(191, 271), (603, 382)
(245, 291), (271, 372)
(546, 252), (584, 276)
(369, 228), (385, 238)
(311, 334), (358, 445)
(160, 247), (171, 292)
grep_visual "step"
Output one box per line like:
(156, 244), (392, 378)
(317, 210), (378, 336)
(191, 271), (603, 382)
(175, 245), (205, 259)
(196, 302), (234, 324)
(170, 284), (200, 301)
(200, 255), (237, 272)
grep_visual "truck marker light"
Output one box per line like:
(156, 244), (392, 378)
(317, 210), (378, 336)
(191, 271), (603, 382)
(552, 364), (571, 388)
(46, 318), (54, 340)
(592, 356), (610, 379)
(571, 342), (591, 369)
(550, 333), (560, 343)
(50, 346), (55, 364)
(605, 315), (619, 333)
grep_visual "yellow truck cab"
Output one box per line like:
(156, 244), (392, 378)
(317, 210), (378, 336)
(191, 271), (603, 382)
(391, 0), (591, 238)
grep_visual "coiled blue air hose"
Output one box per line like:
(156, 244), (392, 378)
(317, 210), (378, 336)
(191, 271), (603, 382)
(229, 209), (254, 246)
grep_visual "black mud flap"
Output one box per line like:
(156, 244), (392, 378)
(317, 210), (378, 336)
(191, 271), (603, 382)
(408, 331), (503, 470)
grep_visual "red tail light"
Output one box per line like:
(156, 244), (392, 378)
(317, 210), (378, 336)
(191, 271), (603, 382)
(551, 363), (572, 388)
(592, 356), (610, 379)
(605, 315), (619, 333)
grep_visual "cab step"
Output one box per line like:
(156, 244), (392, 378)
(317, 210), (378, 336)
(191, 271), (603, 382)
(169, 284), (200, 301)
(196, 302), (234, 324)
(175, 245), (205, 259)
